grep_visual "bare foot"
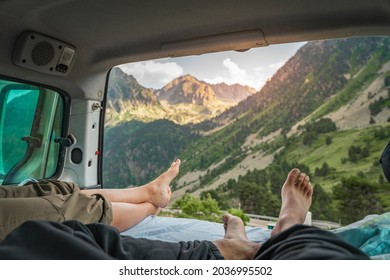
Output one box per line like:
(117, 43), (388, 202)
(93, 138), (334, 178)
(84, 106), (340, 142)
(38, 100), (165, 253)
(214, 214), (261, 260)
(147, 159), (181, 208)
(271, 168), (313, 237)
(222, 213), (248, 240)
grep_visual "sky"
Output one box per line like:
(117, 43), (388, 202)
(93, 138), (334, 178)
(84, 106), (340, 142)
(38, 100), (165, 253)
(119, 42), (306, 91)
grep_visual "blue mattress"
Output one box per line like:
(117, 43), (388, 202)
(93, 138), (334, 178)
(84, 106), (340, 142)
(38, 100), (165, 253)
(121, 213), (390, 259)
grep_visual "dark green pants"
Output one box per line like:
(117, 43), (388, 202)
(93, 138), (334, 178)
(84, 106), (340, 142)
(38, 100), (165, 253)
(0, 221), (369, 260)
(0, 180), (112, 241)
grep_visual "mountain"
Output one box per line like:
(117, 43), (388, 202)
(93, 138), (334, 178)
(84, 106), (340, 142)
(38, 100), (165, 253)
(103, 37), (390, 223)
(106, 72), (255, 125)
(156, 74), (218, 105)
(107, 67), (159, 110)
(172, 36), (390, 210)
(157, 74), (255, 104)
(195, 37), (390, 133)
(183, 37), (390, 173)
(211, 83), (257, 102)
(105, 67), (163, 126)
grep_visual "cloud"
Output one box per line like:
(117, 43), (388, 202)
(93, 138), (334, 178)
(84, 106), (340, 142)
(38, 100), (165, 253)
(204, 58), (263, 90)
(119, 60), (183, 89)
(223, 58), (247, 80)
(118, 57), (286, 91)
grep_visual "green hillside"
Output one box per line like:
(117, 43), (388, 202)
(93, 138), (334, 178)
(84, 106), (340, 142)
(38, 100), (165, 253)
(286, 125), (390, 190)
(194, 122), (390, 224)
(172, 37), (390, 224)
(177, 37), (390, 182)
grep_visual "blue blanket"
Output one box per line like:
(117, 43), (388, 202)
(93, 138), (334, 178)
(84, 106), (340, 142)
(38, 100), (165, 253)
(122, 213), (390, 259)
(122, 215), (271, 243)
(333, 213), (390, 259)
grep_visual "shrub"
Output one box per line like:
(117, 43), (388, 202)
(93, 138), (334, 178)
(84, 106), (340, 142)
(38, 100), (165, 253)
(227, 208), (250, 225)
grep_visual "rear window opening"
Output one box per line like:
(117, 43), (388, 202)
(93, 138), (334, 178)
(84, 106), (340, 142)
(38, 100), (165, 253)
(103, 36), (390, 228)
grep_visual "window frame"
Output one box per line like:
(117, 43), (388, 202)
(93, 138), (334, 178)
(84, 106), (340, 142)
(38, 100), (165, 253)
(0, 75), (71, 185)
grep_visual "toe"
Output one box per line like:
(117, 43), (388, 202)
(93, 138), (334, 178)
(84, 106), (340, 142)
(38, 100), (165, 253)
(287, 168), (301, 184)
(295, 173), (306, 186)
(301, 175), (310, 188)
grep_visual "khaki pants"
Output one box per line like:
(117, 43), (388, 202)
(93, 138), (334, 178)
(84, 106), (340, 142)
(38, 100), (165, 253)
(0, 180), (112, 241)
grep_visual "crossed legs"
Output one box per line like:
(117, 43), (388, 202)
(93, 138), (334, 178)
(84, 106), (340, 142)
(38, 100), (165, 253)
(82, 159), (181, 231)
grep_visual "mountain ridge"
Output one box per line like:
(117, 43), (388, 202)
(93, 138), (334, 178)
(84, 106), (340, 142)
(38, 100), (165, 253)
(106, 71), (255, 126)
(197, 37), (390, 134)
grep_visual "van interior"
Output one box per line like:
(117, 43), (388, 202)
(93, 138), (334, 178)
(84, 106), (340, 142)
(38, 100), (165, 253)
(1, 0), (390, 259)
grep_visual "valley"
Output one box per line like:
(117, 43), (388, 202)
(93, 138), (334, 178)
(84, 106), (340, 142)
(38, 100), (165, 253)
(103, 36), (390, 224)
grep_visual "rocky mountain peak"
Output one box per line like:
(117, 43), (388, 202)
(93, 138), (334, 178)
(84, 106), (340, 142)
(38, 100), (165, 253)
(157, 74), (217, 105)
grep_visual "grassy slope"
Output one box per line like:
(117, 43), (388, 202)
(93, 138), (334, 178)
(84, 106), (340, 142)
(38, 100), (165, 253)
(309, 48), (390, 121)
(286, 124), (390, 192)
